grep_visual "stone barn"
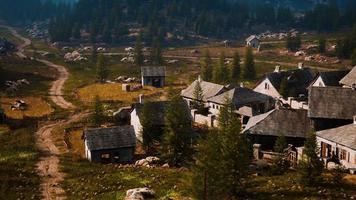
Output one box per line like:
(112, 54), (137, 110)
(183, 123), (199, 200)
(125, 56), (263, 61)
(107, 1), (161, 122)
(246, 35), (261, 48)
(141, 66), (166, 88)
(84, 126), (136, 164)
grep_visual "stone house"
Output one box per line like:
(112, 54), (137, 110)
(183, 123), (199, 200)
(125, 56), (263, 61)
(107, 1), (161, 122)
(84, 126), (136, 164)
(316, 117), (356, 171)
(141, 66), (166, 88)
(254, 65), (314, 108)
(246, 35), (261, 48)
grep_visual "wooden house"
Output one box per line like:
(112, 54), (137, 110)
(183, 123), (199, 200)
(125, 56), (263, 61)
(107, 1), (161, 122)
(243, 108), (311, 150)
(340, 66), (356, 88)
(246, 35), (261, 48)
(316, 117), (356, 170)
(310, 70), (350, 87)
(141, 66), (166, 88)
(84, 126), (136, 164)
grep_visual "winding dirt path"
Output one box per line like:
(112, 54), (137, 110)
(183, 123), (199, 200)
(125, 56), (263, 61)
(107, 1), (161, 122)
(2, 25), (77, 199)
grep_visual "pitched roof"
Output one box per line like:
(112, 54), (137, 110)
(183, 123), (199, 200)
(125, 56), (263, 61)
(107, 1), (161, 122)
(318, 70), (350, 86)
(133, 101), (191, 125)
(308, 87), (356, 120)
(141, 66), (166, 77)
(243, 108), (311, 138)
(207, 87), (271, 107)
(181, 80), (226, 101)
(84, 126), (136, 151)
(246, 35), (260, 42)
(317, 123), (356, 150)
(265, 68), (314, 94)
(340, 66), (356, 87)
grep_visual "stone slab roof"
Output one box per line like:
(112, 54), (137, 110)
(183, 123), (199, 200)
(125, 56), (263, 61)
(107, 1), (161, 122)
(84, 126), (136, 151)
(207, 87), (272, 107)
(181, 80), (226, 101)
(308, 87), (356, 120)
(340, 66), (356, 87)
(243, 108), (311, 138)
(317, 123), (356, 150)
(246, 35), (261, 42)
(141, 66), (166, 77)
(318, 70), (350, 86)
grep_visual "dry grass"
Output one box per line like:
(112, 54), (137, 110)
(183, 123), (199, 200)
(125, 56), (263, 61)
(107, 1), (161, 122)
(164, 45), (249, 58)
(68, 130), (85, 158)
(1, 97), (54, 119)
(78, 83), (165, 104)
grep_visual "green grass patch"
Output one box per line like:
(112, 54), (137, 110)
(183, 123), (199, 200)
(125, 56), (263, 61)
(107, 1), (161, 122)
(60, 154), (191, 200)
(0, 126), (41, 200)
(0, 27), (23, 45)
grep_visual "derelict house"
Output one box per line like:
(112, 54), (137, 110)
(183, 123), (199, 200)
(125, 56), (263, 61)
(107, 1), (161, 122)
(84, 126), (136, 164)
(141, 66), (166, 88)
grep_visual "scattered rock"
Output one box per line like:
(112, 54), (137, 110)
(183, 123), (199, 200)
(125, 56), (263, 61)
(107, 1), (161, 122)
(125, 188), (155, 200)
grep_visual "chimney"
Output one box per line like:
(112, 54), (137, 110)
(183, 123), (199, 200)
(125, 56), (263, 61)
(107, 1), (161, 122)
(198, 75), (202, 82)
(240, 82), (244, 88)
(139, 94), (144, 104)
(298, 62), (304, 69)
(274, 65), (281, 72)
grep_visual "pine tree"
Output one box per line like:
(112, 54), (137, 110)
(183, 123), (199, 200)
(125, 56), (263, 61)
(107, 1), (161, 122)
(299, 131), (324, 186)
(150, 37), (164, 65)
(140, 101), (158, 153)
(191, 97), (251, 199)
(192, 80), (205, 114)
(219, 52), (229, 84)
(243, 47), (256, 80)
(279, 77), (289, 99)
(271, 133), (289, 175)
(201, 50), (213, 81)
(134, 33), (144, 66)
(161, 88), (194, 167)
(231, 51), (241, 82)
(351, 49), (356, 66)
(91, 95), (105, 127)
(96, 54), (109, 83)
(212, 62), (222, 84)
(318, 36), (326, 54)
(91, 46), (98, 63)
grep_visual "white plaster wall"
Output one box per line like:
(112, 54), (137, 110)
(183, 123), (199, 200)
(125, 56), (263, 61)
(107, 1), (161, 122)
(84, 140), (92, 161)
(130, 109), (143, 142)
(254, 78), (281, 99)
(312, 76), (325, 87)
(317, 137), (356, 169)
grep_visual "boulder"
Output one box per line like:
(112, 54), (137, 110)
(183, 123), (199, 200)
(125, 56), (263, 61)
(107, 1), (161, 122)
(125, 188), (155, 200)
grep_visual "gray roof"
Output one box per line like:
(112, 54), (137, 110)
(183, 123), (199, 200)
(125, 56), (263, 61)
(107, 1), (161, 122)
(308, 87), (356, 120)
(264, 68), (314, 96)
(318, 70), (350, 86)
(141, 66), (166, 77)
(246, 35), (260, 42)
(340, 66), (356, 87)
(84, 126), (136, 151)
(207, 87), (272, 107)
(181, 80), (226, 101)
(243, 108), (311, 138)
(134, 101), (191, 125)
(317, 123), (356, 150)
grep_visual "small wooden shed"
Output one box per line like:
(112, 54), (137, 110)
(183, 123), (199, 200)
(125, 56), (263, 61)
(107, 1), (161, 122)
(84, 126), (136, 164)
(141, 66), (166, 88)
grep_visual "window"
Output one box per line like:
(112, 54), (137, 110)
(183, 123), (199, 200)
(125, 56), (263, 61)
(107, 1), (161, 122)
(101, 154), (110, 159)
(340, 149), (347, 161)
(265, 83), (269, 90)
(212, 104), (215, 109)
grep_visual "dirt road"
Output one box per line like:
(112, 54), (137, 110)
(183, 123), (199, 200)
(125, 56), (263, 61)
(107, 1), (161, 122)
(3, 25), (78, 199)
(1, 25), (75, 109)
(36, 112), (89, 200)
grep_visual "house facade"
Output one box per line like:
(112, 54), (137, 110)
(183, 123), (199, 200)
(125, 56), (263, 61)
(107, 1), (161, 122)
(141, 66), (166, 88)
(254, 65), (314, 109)
(84, 126), (136, 164)
(316, 118), (356, 170)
